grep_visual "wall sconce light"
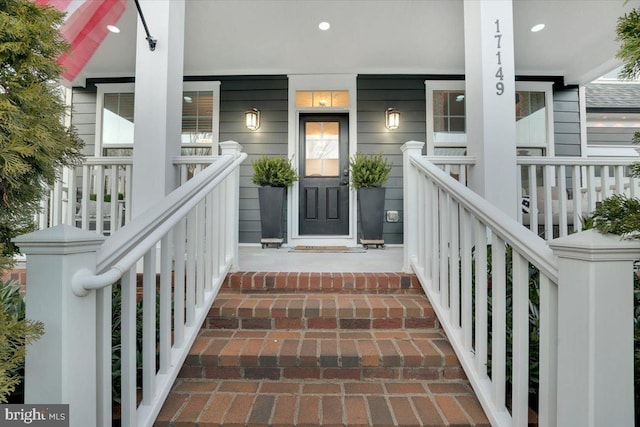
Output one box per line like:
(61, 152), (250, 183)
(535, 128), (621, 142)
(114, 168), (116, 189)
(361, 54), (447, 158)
(385, 108), (400, 130)
(245, 108), (260, 131)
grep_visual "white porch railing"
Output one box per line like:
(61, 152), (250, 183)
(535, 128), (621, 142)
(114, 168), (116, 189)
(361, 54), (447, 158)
(15, 141), (245, 427)
(403, 141), (637, 426)
(517, 156), (640, 240)
(38, 157), (133, 234)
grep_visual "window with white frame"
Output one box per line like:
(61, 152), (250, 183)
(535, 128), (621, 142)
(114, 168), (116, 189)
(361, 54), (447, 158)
(95, 81), (220, 156)
(425, 80), (554, 156)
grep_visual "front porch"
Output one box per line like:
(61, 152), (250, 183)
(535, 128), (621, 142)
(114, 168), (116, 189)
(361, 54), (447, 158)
(13, 142), (639, 426)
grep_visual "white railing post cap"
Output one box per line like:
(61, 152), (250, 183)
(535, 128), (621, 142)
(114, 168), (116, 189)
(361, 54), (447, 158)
(549, 229), (640, 262)
(13, 224), (105, 255)
(219, 140), (243, 157)
(401, 141), (425, 152)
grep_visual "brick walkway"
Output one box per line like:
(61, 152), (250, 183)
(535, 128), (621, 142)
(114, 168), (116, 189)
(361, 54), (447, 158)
(155, 272), (490, 426)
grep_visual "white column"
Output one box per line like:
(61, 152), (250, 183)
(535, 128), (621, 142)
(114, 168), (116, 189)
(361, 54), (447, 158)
(131, 0), (185, 218)
(401, 141), (425, 272)
(463, 0), (517, 219)
(13, 225), (105, 427)
(549, 229), (640, 426)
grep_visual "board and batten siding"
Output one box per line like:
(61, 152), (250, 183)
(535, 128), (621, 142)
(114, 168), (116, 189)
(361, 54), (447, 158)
(216, 76), (289, 244)
(357, 75), (428, 245)
(71, 87), (98, 156)
(552, 87), (581, 156)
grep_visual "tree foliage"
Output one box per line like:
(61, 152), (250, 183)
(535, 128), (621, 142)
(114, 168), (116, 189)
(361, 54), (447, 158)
(617, 8), (640, 80)
(0, 0), (83, 264)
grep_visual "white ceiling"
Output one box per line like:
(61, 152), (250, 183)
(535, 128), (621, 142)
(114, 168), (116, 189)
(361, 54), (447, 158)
(74, 0), (633, 86)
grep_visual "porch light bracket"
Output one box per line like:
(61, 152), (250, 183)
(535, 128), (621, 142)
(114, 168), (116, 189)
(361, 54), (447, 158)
(134, 0), (157, 51)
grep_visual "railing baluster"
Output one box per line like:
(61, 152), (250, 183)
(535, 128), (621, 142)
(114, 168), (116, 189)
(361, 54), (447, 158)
(125, 164), (133, 224)
(450, 199), (460, 327)
(417, 175), (425, 267)
(511, 252), (530, 426)
(587, 165), (596, 210)
(219, 182), (227, 269)
(142, 249), (157, 405)
(439, 188), (450, 309)
(205, 192), (214, 290)
(186, 208), (197, 326)
(196, 200), (205, 307)
(601, 165), (610, 200)
(491, 235), (507, 411)
(109, 165), (119, 233)
(572, 165), (582, 232)
(460, 208), (473, 352)
(96, 165), (105, 234)
(96, 285), (112, 427)
(121, 267), (137, 427)
(516, 164), (523, 224)
(538, 273), (558, 427)
(159, 233), (172, 373)
(431, 181), (440, 293)
(173, 218), (186, 347)
(558, 166), (568, 237)
(211, 186), (221, 278)
(616, 165), (625, 195)
(66, 166), (77, 225)
(543, 166), (553, 240)
(474, 219), (488, 378)
(82, 165), (90, 230)
(528, 165), (538, 235)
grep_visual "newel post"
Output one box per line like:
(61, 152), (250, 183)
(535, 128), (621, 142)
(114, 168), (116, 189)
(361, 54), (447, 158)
(220, 140), (243, 271)
(13, 225), (105, 427)
(549, 229), (640, 426)
(401, 141), (424, 272)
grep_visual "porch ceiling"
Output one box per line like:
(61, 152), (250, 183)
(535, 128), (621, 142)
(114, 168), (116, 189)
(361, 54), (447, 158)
(74, 0), (631, 86)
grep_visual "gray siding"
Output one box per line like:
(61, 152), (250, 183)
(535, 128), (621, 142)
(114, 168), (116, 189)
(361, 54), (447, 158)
(587, 127), (637, 146)
(553, 87), (581, 156)
(71, 88), (98, 156)
(217, 76), (289, 244)
(357, 75), (428, 245)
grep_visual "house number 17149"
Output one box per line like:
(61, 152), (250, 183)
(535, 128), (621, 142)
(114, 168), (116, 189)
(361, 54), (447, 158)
(494, 19), (504, 96)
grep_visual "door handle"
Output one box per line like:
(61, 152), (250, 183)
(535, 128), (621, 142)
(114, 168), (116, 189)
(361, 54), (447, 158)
(340, 167), (349, 185)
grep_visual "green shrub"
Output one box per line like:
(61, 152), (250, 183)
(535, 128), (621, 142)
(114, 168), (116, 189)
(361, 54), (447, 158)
(89, 193), (125, 203)
(251, 156), (298, 187)
(349, 152), (392, 190)
(0, 279), (44, 403)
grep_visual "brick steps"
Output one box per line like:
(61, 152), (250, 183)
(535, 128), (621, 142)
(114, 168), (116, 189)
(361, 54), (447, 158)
(156, 272), (490, 426)
(222, 272), (422, 294)
(155, 379), (490, 427)
(179, 329), (463, 382)
(206, 292), (438, 330)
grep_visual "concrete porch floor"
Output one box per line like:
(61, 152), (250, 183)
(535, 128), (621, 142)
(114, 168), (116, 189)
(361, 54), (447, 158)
(237, 245), (404, 273)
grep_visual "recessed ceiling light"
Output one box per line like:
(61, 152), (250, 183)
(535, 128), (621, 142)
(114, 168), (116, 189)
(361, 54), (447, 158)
(107, 25), (120, 33)
(319, 21), (330, 31)
(456, 95), (465, 102)
(531, 24), (545, 33)
(183, 96), (192, 103)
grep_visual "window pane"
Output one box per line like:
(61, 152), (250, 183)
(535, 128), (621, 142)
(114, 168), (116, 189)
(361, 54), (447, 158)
(296, 91), (313, 107)
(433, 90), (466, 145)
(516, 91), (547, 147)
(331, 91), (349, 107)
(313, 91), (332, 107)
(305, 122), (340, 176)
(182, 91), (213, 144)
(102, 93), (135, 145)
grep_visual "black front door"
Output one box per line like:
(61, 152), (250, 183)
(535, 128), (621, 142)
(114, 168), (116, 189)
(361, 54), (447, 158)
(299, 114), (349, 235)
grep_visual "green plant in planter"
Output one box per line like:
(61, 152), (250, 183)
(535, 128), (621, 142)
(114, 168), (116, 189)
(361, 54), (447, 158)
(349, 152), (392, 190)
(251, 156), (298, 187)
(89, 193), (125, 203)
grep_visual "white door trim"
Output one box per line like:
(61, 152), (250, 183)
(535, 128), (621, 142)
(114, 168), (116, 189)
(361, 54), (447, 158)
(287, 74), (358, 247)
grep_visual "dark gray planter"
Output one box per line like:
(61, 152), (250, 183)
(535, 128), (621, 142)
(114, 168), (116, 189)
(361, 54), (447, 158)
(258, 186), (286, 239)
(358, 187), (386, 241)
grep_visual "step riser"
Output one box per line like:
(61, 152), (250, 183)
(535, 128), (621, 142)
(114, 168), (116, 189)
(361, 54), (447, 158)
(206, 317), (437, 330)
(179, 366), (466, 382)
(224, 272), (421, 293)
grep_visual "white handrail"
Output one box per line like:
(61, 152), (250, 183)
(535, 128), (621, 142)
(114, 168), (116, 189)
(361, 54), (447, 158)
(410, 155), (558, 280)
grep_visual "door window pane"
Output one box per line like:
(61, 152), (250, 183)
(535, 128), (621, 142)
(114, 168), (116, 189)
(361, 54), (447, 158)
(305, 122), (340, 176)
(102, 93), (134, 145)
